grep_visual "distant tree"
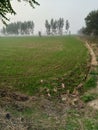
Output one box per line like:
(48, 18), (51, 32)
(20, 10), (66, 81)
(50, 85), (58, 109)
(84, 10), (98, 35)
(1, 21), (34, 35)
(17, 21), (22, 34)
(57, 18), (64, 35)
(65, 20), (70, 34)
(21, 22), (26, 34)
(1, 27), (6, 34)
(28, 21), (34, 34)
(52, 20), (58, 35)
(78, 27), (86, 35)
(5, 22), (18, 34)
(45, 20), (51, 35)
(50, 18), (64, 35)
(45, 18), (65, 36)
(38, 31), (41, 37)
(0, 0), (39, 24)
(50, 19), (54, 35)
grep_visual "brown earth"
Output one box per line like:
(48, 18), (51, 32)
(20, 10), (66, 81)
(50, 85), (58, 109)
(85, 41), (97, 66)
(85, 41), (98, 109)
(0, 89), (85, 130)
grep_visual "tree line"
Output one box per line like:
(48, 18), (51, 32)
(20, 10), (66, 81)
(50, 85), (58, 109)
(45, 18), (70, 35)
(1, 18), (70, 36)
(78, 10), (98, 36)
(1, 21), (34, 35)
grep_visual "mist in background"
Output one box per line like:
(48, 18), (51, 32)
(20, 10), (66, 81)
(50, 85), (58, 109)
(0, 0), (98, 34)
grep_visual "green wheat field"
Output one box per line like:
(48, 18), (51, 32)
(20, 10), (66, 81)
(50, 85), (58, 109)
(0, 36), (89, 95)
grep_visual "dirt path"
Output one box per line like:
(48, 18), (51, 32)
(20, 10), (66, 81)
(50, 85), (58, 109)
(85, 41), (97, 66)
(85, 41), (98, 109)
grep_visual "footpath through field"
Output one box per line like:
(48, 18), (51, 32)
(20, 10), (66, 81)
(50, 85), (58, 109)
(85, 41), (97, 66)
(85, 41), (98, 109)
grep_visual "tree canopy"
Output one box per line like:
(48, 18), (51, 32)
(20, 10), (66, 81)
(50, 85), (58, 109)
(45, 18), (70, 36)
(2, 21), (34, 35)
(0, 0), (39, 24)
(79, 10), (98, 35)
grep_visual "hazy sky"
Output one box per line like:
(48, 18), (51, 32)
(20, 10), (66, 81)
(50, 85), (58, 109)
(1, 0), (98, 34)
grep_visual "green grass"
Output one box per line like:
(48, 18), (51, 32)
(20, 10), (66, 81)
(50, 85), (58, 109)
(65, 108), (98, 130)
(84, 76), (97, 91)
(81, 93), (97, 103)
(0, 36), (89, 95)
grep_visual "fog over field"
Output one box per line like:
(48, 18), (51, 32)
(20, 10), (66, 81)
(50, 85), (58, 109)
(0, 0), (98, 34)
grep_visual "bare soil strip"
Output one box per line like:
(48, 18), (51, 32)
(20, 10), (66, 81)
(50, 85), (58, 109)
(85, 41), (97, 66)
(85, 41), (98, 109)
